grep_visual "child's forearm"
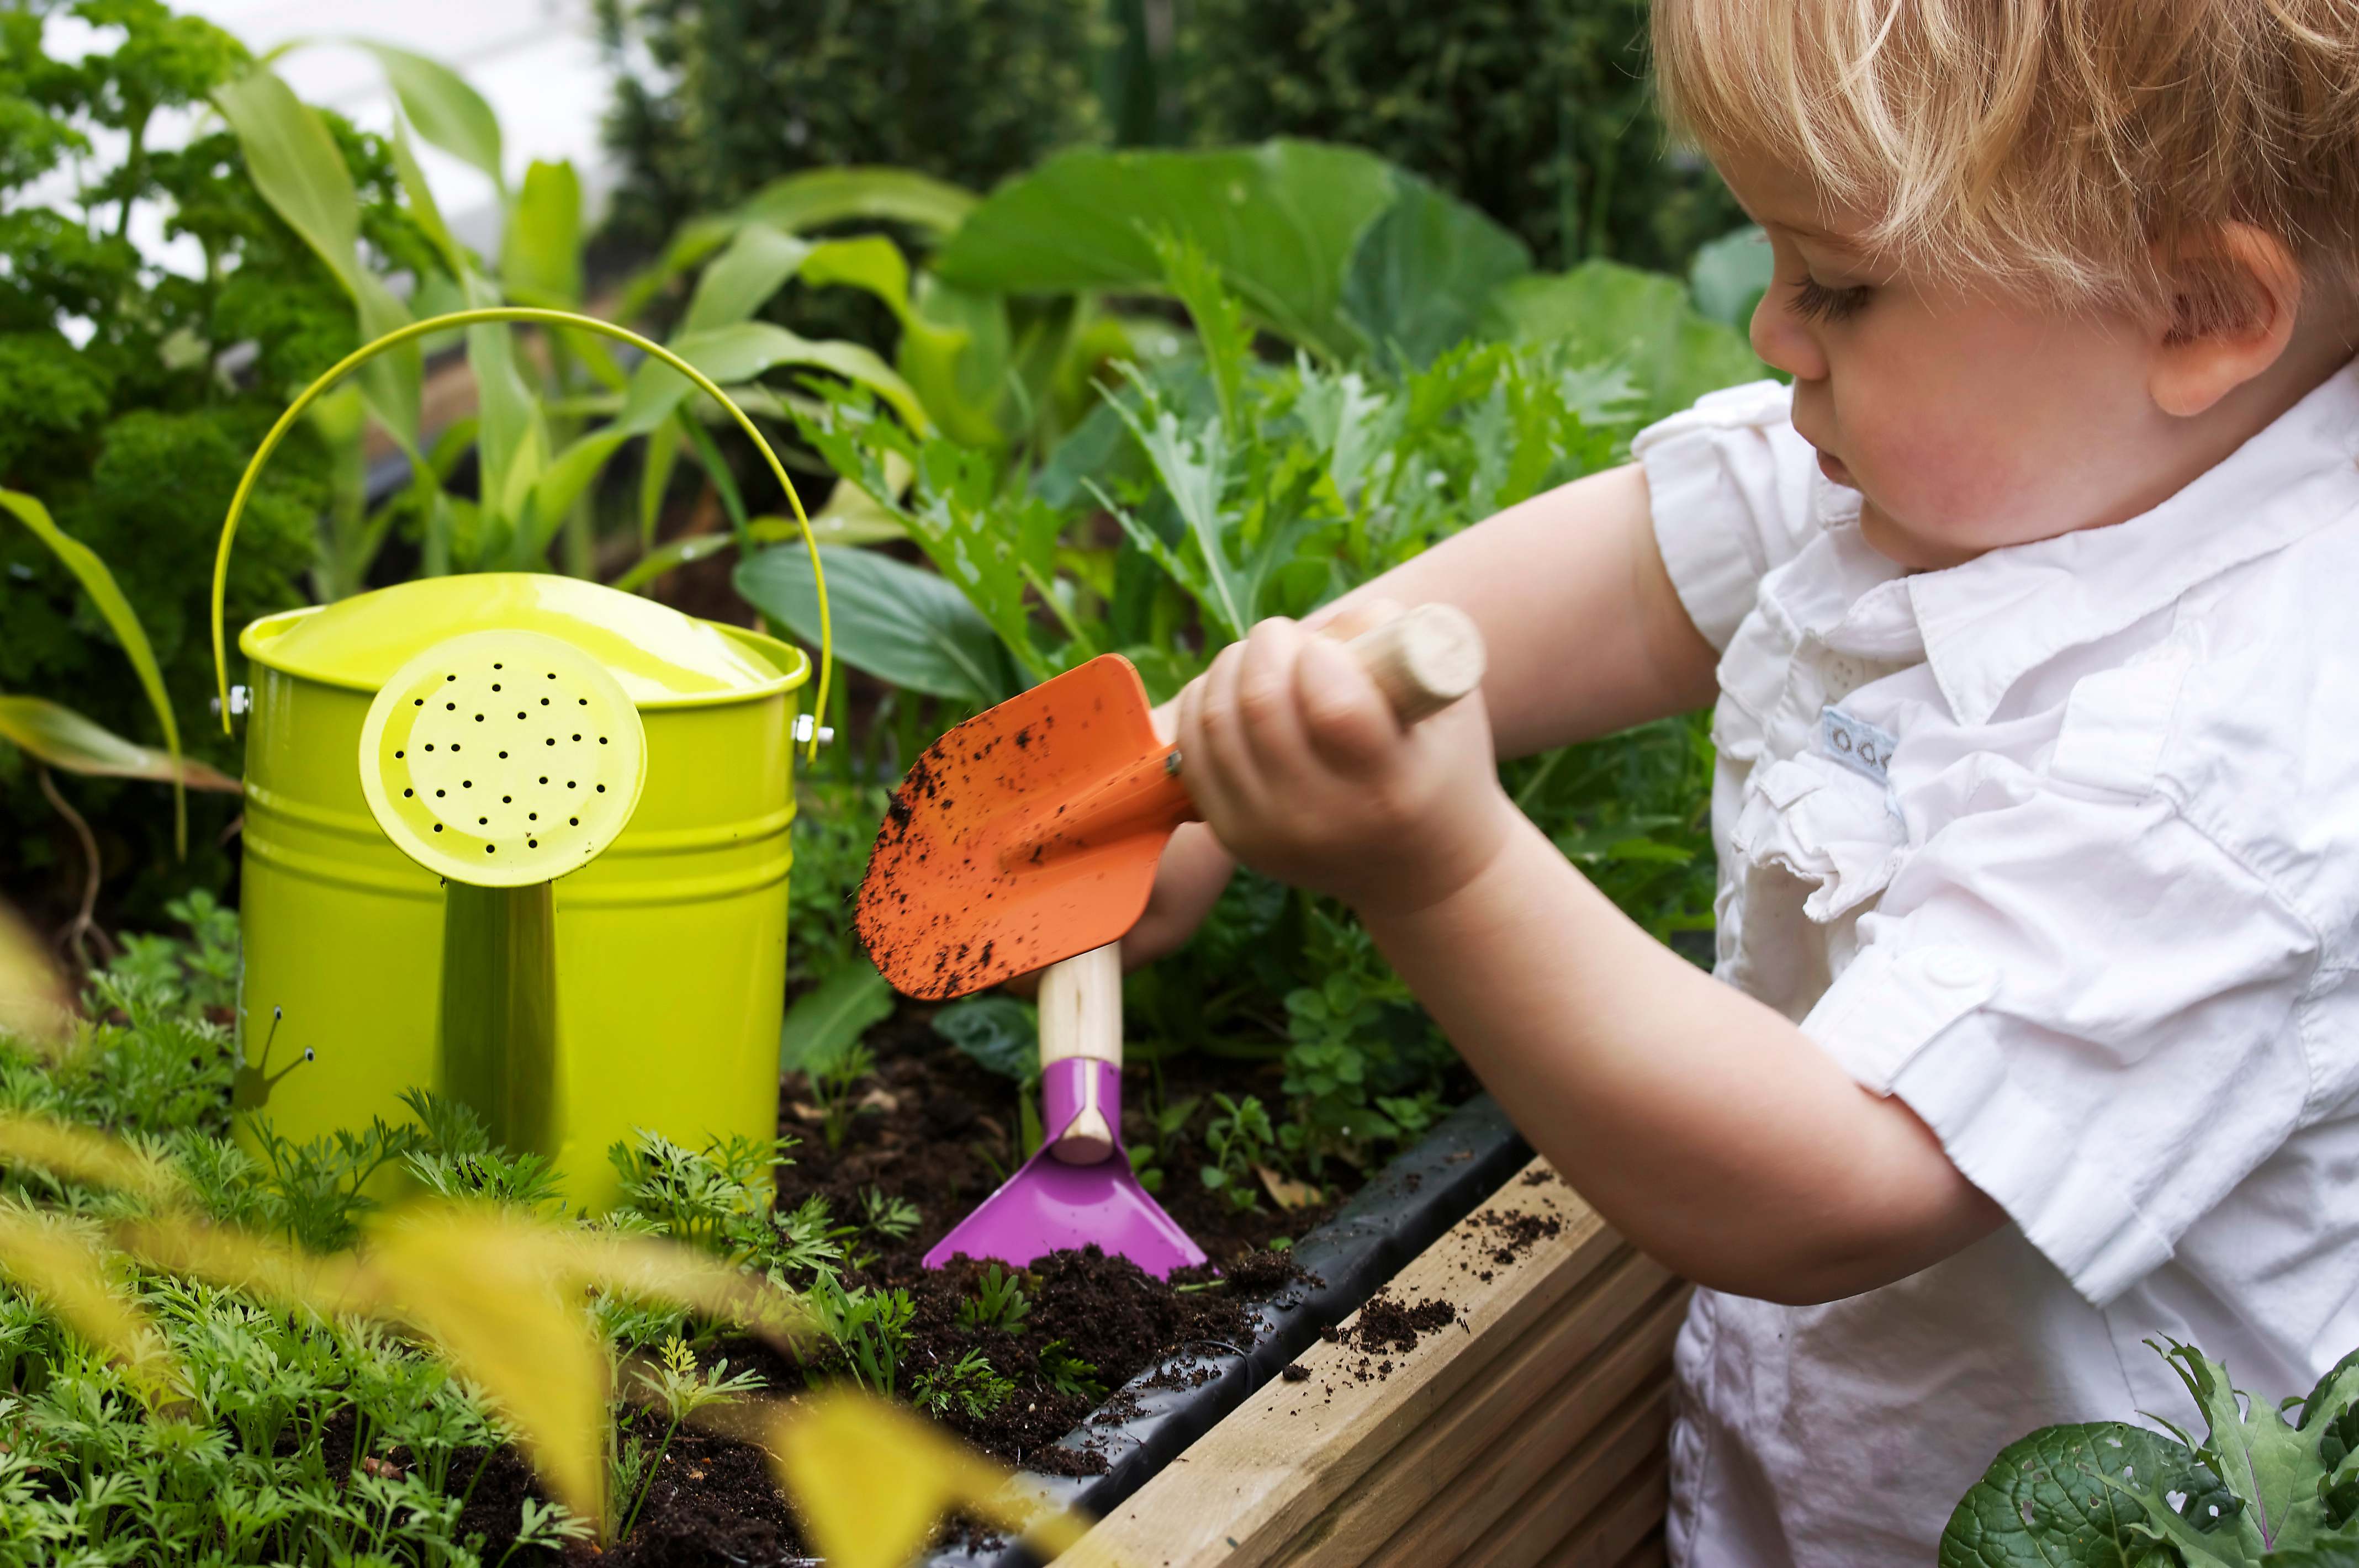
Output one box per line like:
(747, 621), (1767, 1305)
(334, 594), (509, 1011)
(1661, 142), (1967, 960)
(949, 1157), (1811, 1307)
(1314, 464), (1720, 759)
(1357, 812), (2006, 1304)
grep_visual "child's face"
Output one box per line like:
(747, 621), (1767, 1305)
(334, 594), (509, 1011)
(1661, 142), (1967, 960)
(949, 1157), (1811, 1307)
(1718, 152), (2215, 571)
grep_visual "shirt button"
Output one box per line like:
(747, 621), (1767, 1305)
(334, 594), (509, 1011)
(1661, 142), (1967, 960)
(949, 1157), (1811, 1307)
(1923, 950), (1990, 989)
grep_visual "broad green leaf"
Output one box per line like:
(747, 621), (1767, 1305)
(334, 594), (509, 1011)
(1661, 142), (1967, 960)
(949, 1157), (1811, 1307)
(896, 274), (1010, 450)
(2160, 1340), (2320, 1556)
(1939, 1422), (2204, 1568)
(682, 224), (814, 335)
(1341, 173), (1533, 370)
(930, 996), (1038, 1082)
(1485, 259), (1767, 425)
(736, 166), (978, 239)
(0, 698), (238, 792)
(353, 40), (504, 198)
(611, 531), (737, 595)
(213, 68), (419, 453)
(933, 140), (1402, 363)
(734, 544), (1018, 708)
(1690, 225), (1774, 329)
(0, 490), (207, 851)
(620, 167), (978, 321)
(800, 236), (914, 317)
(617, 322), (929, 437)
(779, 958), (895, 1074)
(503, 160), (583, 309)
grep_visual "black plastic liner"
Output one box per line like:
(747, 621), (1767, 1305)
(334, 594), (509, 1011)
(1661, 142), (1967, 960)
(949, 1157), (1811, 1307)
(924, 1093), (1532, 1568)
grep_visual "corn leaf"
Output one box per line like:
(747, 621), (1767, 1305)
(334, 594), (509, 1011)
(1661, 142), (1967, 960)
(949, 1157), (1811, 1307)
(682, 223), (814, 335)
(352, 40), (505, 200)
(0, 490), (204, 852)
(504, 160), (583, 309)
(620, 167), (978, 322)
(213, 68), (420, 455)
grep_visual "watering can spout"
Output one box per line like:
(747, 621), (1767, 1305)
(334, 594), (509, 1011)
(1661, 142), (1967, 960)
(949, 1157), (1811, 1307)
(357, 629), (649, 1157)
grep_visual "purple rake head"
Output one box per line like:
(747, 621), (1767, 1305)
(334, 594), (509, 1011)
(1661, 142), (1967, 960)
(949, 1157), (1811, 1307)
(923, 1059), (1206, 1278)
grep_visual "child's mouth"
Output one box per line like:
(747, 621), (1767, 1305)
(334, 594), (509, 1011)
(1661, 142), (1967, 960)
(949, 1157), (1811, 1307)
(1816, 448), (1858, 489)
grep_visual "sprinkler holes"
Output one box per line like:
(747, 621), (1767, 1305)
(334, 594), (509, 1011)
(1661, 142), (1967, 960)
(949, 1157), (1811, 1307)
(546, 739), (556, 746)
(567, 781), (576, 789)
(485, 845), (495, 854)
(501, 796), (511, 803)
(395, 750), (404, 759)
(403, 788), (412, 797)
(573, 733), (581, 741)
(569, 817), (578, 826)
(414, 698), (424, 706)
(462, 781), (472, 789)
(596, 783), (606, 793)
(491, 684), (500, 691)
(435, 790), (445, 798)
(599, 737), (607, 745)
(424, 744), (433, 751)
(499, 751), (507, 759)
(433, 824), (443, 833)
(528, 839), (538, 849)
(475, 714), (485, 722)
(478, 817), (487, 826)
(447, 702), (456, 710)
(517, 711), (526, 719)
(541, 697), (550, 706)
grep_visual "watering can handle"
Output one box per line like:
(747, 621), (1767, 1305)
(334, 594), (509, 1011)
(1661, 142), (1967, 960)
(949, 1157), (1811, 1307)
(207, 306), (834, 760)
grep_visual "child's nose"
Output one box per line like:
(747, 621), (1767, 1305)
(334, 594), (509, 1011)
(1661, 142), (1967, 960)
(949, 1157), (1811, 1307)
(1751, 291), (1830, 383)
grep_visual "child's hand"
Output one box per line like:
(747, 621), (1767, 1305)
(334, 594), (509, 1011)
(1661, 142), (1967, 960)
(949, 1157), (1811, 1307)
(1173, 610), (1518, 919)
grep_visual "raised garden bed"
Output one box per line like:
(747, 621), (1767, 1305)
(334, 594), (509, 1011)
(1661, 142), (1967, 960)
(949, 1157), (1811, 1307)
(1059, 1158), (1690, 1568)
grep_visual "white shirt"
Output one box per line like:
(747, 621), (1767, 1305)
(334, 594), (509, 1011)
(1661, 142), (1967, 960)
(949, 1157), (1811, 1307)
(1634, 364), (2359, 1566)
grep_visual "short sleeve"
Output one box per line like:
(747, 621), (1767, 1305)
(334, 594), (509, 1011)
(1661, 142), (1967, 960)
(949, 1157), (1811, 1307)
(1632, 379), (1823, 651)
(1798, 788), (2319, 1306)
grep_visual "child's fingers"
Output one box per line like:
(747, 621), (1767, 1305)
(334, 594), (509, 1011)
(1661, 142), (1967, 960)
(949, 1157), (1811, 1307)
(1294, 633), (1400, 773)
(1301, 595), (1405, 642)
(1177, 639), (1257, 827)
(1234, 619), (1320, 781)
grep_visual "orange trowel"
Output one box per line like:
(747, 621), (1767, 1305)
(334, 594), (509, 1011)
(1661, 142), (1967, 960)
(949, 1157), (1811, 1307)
(855, 605), (1486, 1274)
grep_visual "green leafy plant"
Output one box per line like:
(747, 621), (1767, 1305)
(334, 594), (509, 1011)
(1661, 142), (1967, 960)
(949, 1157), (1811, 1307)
(859, 1185), (921, 1243)
(805, 1270), (916, 1397)
(1037, 1338), (1107, 1402)
(912, 1347), (1017, 1420)
(1200, 1093), (1279, 1212)
(802, 1036), (877, 1154)
(1128, 1092), (1202, 1194)
(1943, 1339), (2359, 1566)
(616, 1332), (765, 1541)
(957, 1263), (1033, 1335)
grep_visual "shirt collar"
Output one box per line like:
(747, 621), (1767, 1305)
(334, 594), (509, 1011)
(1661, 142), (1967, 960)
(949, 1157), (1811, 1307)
(1904, 359), (2359, 728)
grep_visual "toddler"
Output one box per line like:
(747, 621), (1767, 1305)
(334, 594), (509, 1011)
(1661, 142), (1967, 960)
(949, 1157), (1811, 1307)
(1126, 1), (2359, 1560)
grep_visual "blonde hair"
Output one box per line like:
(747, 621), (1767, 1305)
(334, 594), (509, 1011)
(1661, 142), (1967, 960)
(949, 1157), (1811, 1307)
(1652, 0), (2359, 328)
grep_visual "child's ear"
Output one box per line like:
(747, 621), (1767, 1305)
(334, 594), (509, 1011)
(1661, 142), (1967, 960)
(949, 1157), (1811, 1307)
(2149, 223), (2304, 419)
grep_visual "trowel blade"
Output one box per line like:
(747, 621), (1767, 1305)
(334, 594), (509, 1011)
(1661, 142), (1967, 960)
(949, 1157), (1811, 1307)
(855, 655), (1196, 1000)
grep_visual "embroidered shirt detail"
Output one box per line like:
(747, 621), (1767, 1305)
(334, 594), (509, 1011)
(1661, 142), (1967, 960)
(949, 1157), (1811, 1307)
(1820, 705), (1898, 784)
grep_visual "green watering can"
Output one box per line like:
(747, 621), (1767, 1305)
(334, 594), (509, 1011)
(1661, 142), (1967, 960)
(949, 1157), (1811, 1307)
(209, 310), (834, 1211)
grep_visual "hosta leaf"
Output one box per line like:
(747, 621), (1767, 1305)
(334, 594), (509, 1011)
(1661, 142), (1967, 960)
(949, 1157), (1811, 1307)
(734, 543), (1017, 708)
(1340, 172), (1532, 370)
(1690, 225), (1774, 329)
(1485, 260), (1766, 425)
(780, 960), (895, 1076)
(934, 140), (1401, 363)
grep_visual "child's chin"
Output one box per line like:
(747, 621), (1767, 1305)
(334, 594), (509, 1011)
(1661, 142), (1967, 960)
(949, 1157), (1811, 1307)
(1858, 505), (1986, 573)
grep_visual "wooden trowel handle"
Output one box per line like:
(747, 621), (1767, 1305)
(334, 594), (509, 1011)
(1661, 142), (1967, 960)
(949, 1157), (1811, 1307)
(1342, 601), (1487, 725)
(1035, 603), (1487, 1163)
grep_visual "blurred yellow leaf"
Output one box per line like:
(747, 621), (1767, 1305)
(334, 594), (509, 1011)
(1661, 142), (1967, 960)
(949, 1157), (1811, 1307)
(0, 1209), (172, 1387)
(0, 904), (70, 1045)
(126, 1203), (807, 1527)
(766, 1389), (1091, 1568)
(0, 1113), (184, 1205)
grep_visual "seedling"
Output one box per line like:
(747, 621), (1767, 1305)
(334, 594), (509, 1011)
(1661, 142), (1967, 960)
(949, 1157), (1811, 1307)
(806, 1270), (916, 1396)
(805, 1036), (877, 1152)
(1128, 1092), (1201, 1194)
(860, 1186), (920, 1243)
(617, 1333), (765, 1541)
(913, 1348), (1015, 1419)
(1038, 1339), (1106, 1401)
(1200, 1094), (1279, 1214)
(956, 1263), (1033, 1334)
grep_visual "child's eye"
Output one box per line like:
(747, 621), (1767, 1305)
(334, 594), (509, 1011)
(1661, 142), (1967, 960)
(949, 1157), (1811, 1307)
(1791, 275), (1871, 325)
